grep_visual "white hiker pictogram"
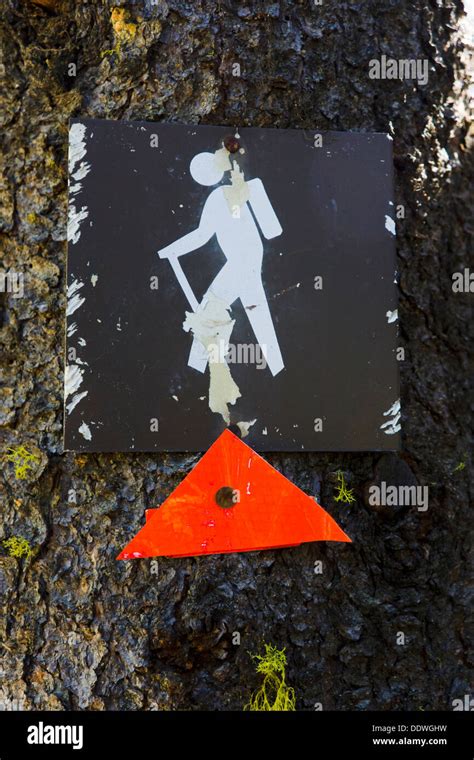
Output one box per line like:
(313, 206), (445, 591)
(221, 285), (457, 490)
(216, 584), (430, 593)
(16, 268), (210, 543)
(158, 149), (285, 378)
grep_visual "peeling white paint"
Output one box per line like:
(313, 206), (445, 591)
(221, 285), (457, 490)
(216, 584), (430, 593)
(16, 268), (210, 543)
(68, 122), (91, 245)
(64, 364), (84, 400)
(380, 399), (401, 435)
(223, 161), (249, 212)
(65, 359), (89, 414)
(236, 419), (257, 438)
(66, 390), (88, 415)
(78, 421), (92, 440)
(68, 206), (89, 245)
(67, 279), (85, 316)
(386, 309), (398, 323)
(183, 293), (241, 424)
(213, 146), (232, 174)
(68, 123), (87, 174)
(385, 215), (396, 236)
(72, 161), (91, 183)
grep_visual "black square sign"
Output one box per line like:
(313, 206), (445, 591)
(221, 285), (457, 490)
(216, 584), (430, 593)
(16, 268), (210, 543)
(64, 118), (400, 452)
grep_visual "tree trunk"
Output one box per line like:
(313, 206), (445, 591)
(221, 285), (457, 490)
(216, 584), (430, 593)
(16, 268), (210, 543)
(0, 0), (472, 710)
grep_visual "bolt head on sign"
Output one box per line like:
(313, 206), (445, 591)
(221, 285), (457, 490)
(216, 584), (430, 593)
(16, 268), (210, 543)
(64, 119), (400, 453)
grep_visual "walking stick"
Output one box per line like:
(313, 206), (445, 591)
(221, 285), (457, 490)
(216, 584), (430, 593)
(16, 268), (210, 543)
(158, 250), (199, 312)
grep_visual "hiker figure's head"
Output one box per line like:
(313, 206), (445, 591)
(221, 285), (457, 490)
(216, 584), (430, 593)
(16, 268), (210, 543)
(190, 152), (224, 186)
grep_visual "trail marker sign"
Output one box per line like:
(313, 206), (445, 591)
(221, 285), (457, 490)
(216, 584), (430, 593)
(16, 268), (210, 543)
(65, 119), (400, 452)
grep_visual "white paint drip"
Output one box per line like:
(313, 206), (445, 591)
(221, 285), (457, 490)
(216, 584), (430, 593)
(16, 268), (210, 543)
(380, 399), (401, 435)
(66, 390), (88, 415)
(386, 309), (398, 323)
(78, 421), (92, 440)
(223, 161), (250, 212)
(236, 419), (257, 438)
(183, 293), (241, 424)
(385, 215), (396, 236)
(91, 274), (98, 287)
(67, 279), (85, 316)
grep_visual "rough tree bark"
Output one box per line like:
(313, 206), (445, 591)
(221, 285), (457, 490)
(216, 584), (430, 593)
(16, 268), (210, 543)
(0, 0), (472, 710)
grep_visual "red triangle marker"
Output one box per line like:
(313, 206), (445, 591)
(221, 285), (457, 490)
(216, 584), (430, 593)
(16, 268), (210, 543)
(117, 429), (351, 559)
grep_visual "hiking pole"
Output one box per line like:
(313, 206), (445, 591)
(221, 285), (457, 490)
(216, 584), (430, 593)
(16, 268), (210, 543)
(158, 250), (199, 312)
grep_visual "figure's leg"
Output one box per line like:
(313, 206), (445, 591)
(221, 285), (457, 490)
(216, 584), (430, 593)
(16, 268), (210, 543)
(187, 263), (241, 373)
(242, 280), (284, 376)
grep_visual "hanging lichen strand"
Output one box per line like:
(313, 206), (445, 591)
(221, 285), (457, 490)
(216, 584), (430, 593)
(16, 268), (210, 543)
(244, 643), (296, 711)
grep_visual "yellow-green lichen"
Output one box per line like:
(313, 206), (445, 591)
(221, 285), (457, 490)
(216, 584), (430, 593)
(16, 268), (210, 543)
(111, 7), (137, 40)
(3, 536), (33, 560)
(3, 446), (39, 480)
(333, 470), (356, 505)
(101, 7), (137, 59)
(244, 643), (296, 711)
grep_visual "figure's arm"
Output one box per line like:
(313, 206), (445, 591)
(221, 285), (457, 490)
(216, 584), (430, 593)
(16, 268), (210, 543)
(158, 198), (215, 258)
